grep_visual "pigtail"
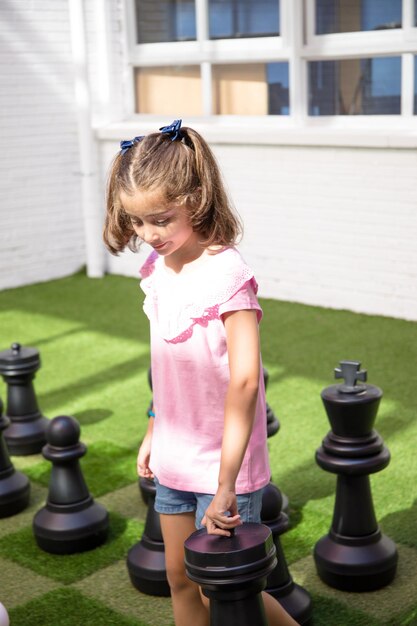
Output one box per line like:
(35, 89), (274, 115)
(103, 153), (137, 255)
(181, 127), (243, 247)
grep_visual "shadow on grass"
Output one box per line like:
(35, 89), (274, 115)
(25, 440), (138, 497)
(0, 512), (143, 584)
(380, 499), (417, 549)
(8, 587), (147, 626)
(36, 353), (152, 418)
(260, 297), (417, 432)
(72, 408), (113, 426)
(2, 272), (416, 424)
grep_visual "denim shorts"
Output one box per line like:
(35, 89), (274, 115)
(154, 476), (264, 529)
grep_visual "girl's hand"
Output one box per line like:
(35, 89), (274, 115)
(137, 432), (154, 479)
(201, 487), (242, 536)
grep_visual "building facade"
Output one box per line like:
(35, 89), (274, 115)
(1, 0), (417, 321)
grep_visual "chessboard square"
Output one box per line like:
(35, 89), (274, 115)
(0, 512), (143, 584)
(0, 482), (47, 539)
(306, 592), (382, 626)
(289, 544), (417, 623)
(24, 440), (138, 497)
(98, 481), (148, 521)
(380, 498), (417, 550)
(0, 556), (60, 609)
(280, 499), (334, 565)
(71, 559), (175, 626)
(8, 587), (146, 626)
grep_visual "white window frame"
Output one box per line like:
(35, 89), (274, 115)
(125, 0), (417, 129)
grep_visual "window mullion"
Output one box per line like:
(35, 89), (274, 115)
(401, 52), (414, 115)
(196, 0), (212, 116)
(287, 0), (306, 122)
(196, 0), (209, 40)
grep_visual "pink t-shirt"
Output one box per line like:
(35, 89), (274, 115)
(139, 246), (270, 495)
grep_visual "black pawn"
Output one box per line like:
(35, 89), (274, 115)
(314, 361), (398, 591)
(33, 415), (109, 554)
(0, 343), (49, 455)
(262, 482), (312, 624)
(185, 523), (277, 626)
(0, 397), (30, 517)
(127, 476), (170, 596)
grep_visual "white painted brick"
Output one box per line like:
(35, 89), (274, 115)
(0, 0), (85, 290)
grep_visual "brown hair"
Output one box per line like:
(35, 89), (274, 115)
(103, 126), (242, 254)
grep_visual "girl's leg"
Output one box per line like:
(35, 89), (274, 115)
(160, 512), (209, 626)
(262, 591), (300, 626)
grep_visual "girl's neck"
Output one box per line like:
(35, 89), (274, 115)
(163, 238), (206, 274)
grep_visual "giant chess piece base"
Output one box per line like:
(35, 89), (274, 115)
(34, 496), (109, 554)
(314, 528), (398, 592)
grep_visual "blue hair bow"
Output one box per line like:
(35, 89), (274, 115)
(159, 119), (183, 141)
(120, 135), (144, 155)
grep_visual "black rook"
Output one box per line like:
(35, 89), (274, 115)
(185, 524), (277, 626)
(0, 343), (49, 455)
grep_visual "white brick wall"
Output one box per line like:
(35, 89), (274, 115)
(0, 0), (84, 289)
(215, 143), (417, 321)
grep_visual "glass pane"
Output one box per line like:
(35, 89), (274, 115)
(316, 0), (401, 34)
(212, 62), (289, 115)
(415, 0), (417, 26)
(135, 0), (196, 43)
(308, 57), (401, 115)
(209, 0), (279, 39)
(134, 66), (202, 114)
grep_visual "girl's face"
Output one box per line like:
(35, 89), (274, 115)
(120, 188), (200, 262)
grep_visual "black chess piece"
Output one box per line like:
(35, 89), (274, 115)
(0, 343), (49, 455)
(263, 368), (280, 438)
(314, 361), (398, 591)
(262, 482), (312, 624)
(126, 476), (170, 596)
(33, 415), (109, 554)
(0, 397), (30, 517)
(185, 523), (277, 626)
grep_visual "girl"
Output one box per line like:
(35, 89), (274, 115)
(103, 120), (298, 626)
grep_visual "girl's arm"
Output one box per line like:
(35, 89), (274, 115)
(202, 308), (260, 536)
(137, 415), (155, 479)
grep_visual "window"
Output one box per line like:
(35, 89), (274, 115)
(208, 0), (279, 39)
(135, 0), (196, 43)
(129, 0), (417, 121)
(315, 0), (402, 34)
(309, 57), (401, 115)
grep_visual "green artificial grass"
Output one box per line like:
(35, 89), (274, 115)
(0, 269), (416, 626)
(25, 441), (138, 497)
(0, 513), (143, 584)
(8, 588), (148, 626)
